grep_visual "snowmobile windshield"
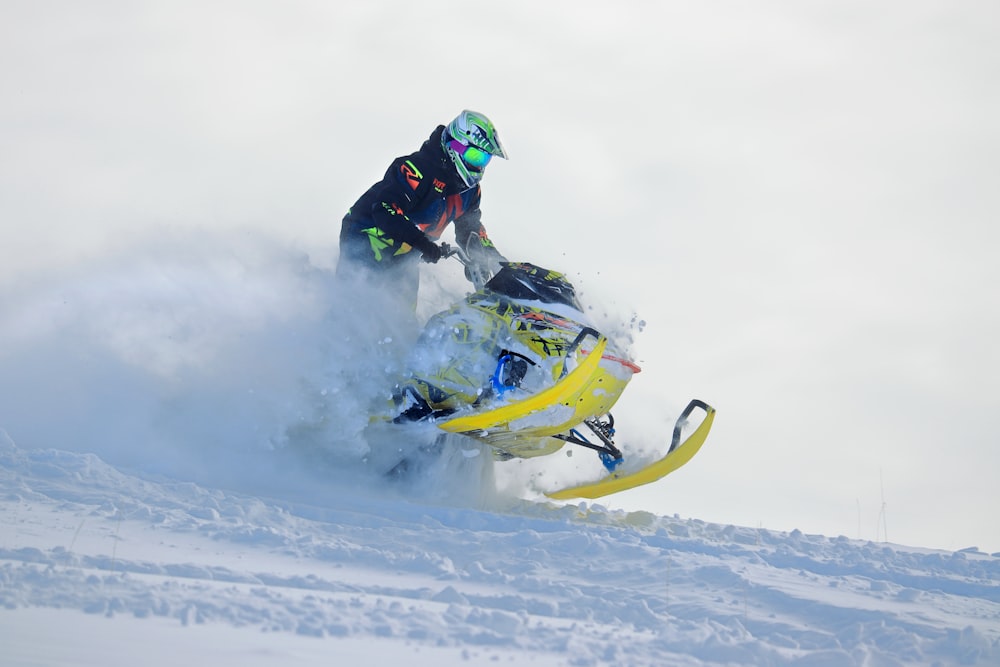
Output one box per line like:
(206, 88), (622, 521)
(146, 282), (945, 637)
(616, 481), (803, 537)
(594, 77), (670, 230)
(485, 262), (582, 310)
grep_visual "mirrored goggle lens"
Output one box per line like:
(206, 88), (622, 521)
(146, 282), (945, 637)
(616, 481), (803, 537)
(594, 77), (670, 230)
(450, 139), (492, 170)
(462, 145), (492, 169)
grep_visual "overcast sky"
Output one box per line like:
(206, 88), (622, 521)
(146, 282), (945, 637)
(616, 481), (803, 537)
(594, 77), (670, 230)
(2, 1), (998, 553)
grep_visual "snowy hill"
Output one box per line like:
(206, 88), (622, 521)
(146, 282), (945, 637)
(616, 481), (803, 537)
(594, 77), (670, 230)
(1, 239), (999, 666)
(3, 429), (998, 666)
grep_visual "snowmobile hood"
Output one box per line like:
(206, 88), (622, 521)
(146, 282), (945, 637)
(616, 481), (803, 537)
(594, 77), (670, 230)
(485, 262), (582, 310)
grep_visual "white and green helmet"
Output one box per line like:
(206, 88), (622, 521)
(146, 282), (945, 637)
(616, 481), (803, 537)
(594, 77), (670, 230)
(442, 110), (507, 188)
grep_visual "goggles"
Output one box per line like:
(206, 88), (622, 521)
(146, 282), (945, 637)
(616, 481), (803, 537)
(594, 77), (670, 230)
(449, 139), (493, 170)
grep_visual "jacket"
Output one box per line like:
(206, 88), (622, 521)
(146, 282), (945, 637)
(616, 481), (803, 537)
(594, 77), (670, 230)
(340, 125), (501, 267)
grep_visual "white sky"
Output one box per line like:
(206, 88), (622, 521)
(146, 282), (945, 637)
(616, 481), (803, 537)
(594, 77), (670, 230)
(1, 1), (998, 553)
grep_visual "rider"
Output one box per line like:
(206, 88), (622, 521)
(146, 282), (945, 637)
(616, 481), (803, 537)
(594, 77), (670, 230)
(338, 110), (509, 301)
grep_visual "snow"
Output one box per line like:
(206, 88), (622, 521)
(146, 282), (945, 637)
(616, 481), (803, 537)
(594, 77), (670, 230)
(1, 239), (999, 666)
(2, 423), (999, 666)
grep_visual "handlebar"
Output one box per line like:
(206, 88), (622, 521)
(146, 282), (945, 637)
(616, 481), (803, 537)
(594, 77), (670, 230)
(438, 241), (461, 261)
(436, 241), (492, 291)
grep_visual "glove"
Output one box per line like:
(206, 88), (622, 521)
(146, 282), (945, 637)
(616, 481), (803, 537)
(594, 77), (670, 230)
(415, 237), (442, 264)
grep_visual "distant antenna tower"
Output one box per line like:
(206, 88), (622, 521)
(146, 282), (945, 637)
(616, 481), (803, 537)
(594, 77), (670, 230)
(876, 469), (888, 543)
(856, 498), (861, 540)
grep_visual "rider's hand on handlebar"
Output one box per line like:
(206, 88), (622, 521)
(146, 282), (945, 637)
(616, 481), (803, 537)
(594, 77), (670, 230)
(419, 241), (443, 263)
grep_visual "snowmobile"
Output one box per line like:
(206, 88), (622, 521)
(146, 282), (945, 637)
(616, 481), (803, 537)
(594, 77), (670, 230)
(374, 244), (715, 500)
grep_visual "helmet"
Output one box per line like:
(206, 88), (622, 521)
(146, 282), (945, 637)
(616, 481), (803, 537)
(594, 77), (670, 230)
(441, 110), (507, 188)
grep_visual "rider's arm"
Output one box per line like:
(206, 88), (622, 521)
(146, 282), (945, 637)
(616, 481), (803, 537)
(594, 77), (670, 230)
(453, 187), (506, 262)
(368, 157), (439, 253)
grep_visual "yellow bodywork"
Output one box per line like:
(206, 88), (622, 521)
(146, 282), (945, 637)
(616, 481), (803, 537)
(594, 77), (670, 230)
(438, 338), (638, 459)
(389, 291), (640, 461)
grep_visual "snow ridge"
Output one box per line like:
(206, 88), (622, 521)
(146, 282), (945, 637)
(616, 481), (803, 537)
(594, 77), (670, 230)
(2, 432), (998, 666)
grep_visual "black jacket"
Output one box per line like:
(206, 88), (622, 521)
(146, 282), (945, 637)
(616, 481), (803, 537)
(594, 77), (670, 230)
(340, 126), (501, 267)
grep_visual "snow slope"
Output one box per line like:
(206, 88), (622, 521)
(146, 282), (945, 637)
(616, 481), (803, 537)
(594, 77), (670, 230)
(1, 239), (999, 665)
(3, 429), (998, 666)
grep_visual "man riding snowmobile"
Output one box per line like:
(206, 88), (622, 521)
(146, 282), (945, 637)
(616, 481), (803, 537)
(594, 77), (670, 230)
(338, 110), (509, 306)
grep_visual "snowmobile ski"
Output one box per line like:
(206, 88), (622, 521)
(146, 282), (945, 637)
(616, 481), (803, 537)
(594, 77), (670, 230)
(545, 399), (715, 500)
(437, 337), (609, 436)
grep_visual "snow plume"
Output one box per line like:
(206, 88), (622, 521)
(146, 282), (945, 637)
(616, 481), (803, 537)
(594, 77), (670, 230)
(0, 229), (644, 511)
(0, 229), (426, 494)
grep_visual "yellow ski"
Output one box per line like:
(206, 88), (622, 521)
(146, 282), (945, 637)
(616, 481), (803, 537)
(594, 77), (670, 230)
(438, 338), (608, 435)
(546, 400), (715, 500)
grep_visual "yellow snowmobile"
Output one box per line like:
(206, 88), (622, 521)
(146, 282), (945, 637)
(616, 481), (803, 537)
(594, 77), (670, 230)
(382, 251), (714, 499)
